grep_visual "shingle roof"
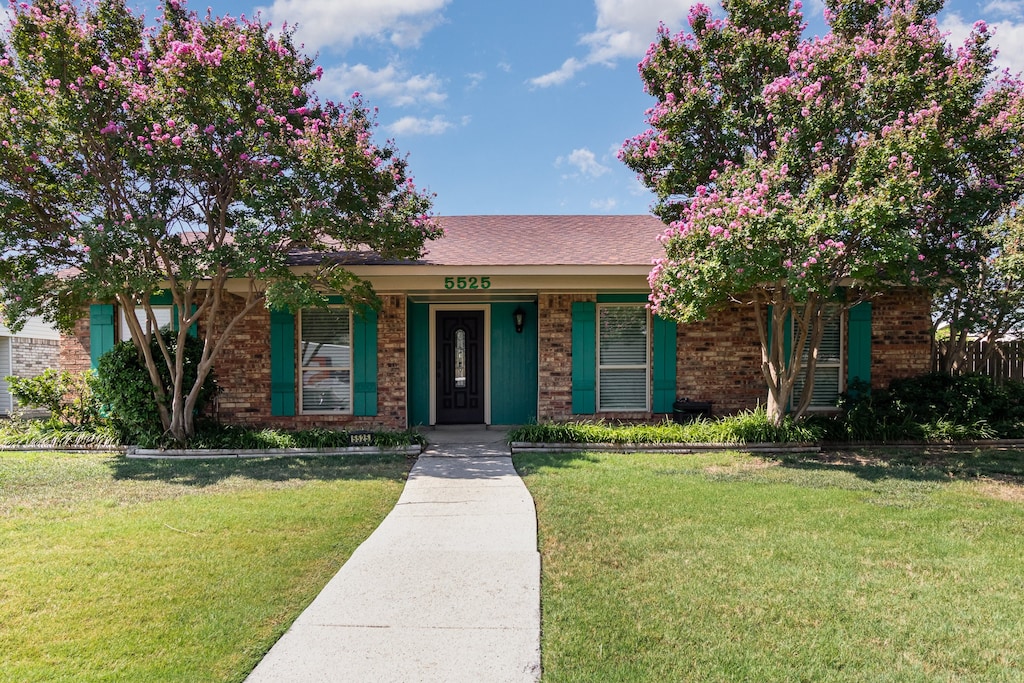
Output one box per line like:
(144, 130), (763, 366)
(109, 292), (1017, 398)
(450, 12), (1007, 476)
(287, 215), (668, 268)
(422, 215), (666, 266)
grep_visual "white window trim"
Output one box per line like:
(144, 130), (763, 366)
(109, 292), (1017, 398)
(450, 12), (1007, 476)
(793, 309), (845, 411)
(596, 303), (651, 412)
(298, 307), (354, 416)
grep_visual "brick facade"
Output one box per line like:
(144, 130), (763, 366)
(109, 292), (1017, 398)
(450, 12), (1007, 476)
(60, 317), (92, 376)
(60, 288), (933, 429)
(536, 293), (592, 421)
(870, 288), (933, 389)
(210, 293), (408, 431)
(11, 337), (60, 379)
(676, 303), (766, 416)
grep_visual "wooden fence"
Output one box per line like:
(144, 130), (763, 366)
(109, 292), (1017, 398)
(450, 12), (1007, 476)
(935, 340), (1024, 384)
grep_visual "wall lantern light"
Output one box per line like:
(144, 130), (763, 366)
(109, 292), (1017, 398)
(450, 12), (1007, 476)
(513, 306), (526, 334)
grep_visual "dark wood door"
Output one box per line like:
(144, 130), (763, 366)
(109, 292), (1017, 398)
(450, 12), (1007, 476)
(436, 311), (485, 424)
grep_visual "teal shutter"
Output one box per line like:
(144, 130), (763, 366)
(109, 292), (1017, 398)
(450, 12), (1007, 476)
(407, 302), (430, 427)
(652, 314), (677, 413)
(353, 308), (378, 416)
(269, 310), (296, 416)
(89, 304), (115, 369)
(847, 301), (872, 388)
(571, 301), (596, 414)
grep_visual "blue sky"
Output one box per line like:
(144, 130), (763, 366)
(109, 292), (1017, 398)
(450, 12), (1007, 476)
(139, 0), (1022, 216)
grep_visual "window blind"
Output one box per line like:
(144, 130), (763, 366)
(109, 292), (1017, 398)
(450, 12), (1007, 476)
(119, 306), (173, 342)
(300, 308), (352, 413)
(598, 305), (648, 411)
(793, 312), (842, 408)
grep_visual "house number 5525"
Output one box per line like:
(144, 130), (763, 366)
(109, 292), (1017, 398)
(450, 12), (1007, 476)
(444, 276), (491, 290)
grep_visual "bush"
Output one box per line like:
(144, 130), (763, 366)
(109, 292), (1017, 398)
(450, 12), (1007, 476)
(5, 369), (100, 425)
(94, 331), (217, 446)
(820, 373), (1024, 441)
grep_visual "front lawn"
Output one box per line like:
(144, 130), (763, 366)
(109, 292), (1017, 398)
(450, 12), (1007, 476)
(516, 448), (1024, 682)
(0, 450), (411, 682)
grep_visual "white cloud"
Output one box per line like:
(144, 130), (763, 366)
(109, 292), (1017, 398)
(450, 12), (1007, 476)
(984, 0), (1024, 18)
(940, 13), (1024, 76)
(530, 58), (584, 88)
(318, 62), (446, 107)
(255, 0), (449, 53)
(591, 197), (619, 211)
(530, 0), (696, 87)
(557, 148), (611, 177)
(465, 72), (486, 89)
(387, 115), (455, 136)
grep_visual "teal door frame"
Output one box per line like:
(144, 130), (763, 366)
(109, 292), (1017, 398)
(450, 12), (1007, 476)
(407, 299), (540, 427)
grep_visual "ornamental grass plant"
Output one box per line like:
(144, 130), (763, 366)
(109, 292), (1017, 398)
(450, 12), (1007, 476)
(508, 408), (824, 446)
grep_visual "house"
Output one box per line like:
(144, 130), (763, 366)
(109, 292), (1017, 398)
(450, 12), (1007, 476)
(1, 316), (62, 416)
(59, 215), (933, 429)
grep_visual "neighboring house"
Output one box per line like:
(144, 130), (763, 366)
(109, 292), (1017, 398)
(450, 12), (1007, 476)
(0, 316), (62, 416)
(59, 215), (933, 429)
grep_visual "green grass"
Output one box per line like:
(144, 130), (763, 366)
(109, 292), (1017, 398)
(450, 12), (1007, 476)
(0, 450), (412, 682)
(515, 447), (1024, 682)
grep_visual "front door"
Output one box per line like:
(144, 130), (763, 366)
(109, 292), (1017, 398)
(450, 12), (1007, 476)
(436, 311), (485, 424)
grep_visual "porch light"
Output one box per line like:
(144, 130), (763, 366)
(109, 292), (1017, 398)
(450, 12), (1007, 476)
(514, 306), (526, 334)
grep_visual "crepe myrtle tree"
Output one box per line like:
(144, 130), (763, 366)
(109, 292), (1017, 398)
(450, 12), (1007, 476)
(621, 0), (1024, 423)
(0, 0), (441, 442)
(933, 209), (1024, 373)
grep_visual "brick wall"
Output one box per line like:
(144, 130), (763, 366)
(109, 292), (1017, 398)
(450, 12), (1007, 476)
(60, 317), (92, 375)
(870, 288), (932, 390)
(676, 304), (767, 416)
(11, 337), (60, 378)
(213, 293), (407, 431)
(375, 294), (408, 427)
(207, 293), (271, 425)
(537, 293), (592, 421)
(6, 336), (60, 418)
(57, 294), (409, 431)
(58, 287), (932, 428)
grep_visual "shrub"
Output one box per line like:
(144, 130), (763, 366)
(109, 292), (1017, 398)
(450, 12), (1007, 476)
(825, 373), (1024, 441)
(94, 331), (217, 446)
(5, 369), (100, 426)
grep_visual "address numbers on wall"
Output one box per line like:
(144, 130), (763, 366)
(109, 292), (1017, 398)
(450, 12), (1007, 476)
(444, 276), (491, 290)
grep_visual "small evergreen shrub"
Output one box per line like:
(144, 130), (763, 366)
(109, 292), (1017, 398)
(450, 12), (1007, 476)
(94, 331), (217, 446)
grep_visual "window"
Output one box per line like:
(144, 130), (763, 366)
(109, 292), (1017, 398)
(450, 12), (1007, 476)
(119, 306), (172, 342)
(597, 304), (649, 411)
(792, 309), (843, 409)
(299, 308), (352, 413)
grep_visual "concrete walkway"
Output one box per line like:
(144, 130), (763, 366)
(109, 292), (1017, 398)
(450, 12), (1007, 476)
(245, 427), (542, 682)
